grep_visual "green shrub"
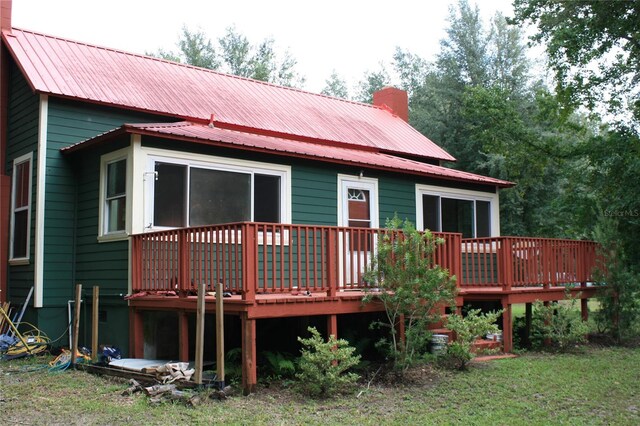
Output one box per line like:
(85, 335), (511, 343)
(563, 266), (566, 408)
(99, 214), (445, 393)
(593, 218), (640, 343)
(296, 327), (361, 397)
(443, 309), (502, 370)
(530, 297), (589, 350)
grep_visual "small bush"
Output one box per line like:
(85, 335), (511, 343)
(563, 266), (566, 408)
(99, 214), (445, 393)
(530, 297), (589, 351)
(442, 309), (502, 370)
(296, 327), (361, 397)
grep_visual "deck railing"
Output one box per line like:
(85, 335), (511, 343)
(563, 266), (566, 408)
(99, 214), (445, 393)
(131, 222), (462, 300)
(131, 224), (600, 297)
(460, 236), (599, 289)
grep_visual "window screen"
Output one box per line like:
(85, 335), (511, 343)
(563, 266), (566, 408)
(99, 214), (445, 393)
(254, 174), (280, 223)
(422, 194), (440, 232)
(189, 168), (251, 226)
(441, 197), (473, 238)
(154, 163), (187, 227)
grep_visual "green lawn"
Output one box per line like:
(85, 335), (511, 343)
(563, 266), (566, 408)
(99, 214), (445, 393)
(1, 346), (638, 425)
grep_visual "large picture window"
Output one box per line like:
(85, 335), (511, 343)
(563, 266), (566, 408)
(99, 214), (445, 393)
(417, 185), (497, 238)
(10, 153), (32, 262)
(150, 158), (286, 228)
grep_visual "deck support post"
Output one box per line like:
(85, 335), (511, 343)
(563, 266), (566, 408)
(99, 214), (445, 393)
(241, 313), (257, 395)
(327, 314), (338, 339)
(524, 302), (532, 348)
(501, 298), (513, 353)
(178, 311), (189, 362)
(543, 301), (552, 347)
(581, 298), (589, 322)
(129, 308), (144, 358)
(580, 282), (589, 322)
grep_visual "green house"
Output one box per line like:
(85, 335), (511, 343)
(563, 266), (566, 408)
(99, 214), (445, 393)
(0, 4), (598, 393)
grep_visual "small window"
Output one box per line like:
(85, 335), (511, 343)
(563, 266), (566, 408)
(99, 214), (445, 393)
(10, 153), (32, 261)
(104, 158), (127, 234)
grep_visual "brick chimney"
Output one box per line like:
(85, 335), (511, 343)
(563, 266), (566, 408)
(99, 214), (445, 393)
(373, 87), (408, 122)
(0, 0), (11, 33)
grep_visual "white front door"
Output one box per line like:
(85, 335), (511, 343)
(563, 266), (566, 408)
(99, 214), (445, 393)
(338, 176), (378, 286)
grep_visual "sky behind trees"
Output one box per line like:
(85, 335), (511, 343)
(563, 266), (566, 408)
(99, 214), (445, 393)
(13, 0), (515, 93)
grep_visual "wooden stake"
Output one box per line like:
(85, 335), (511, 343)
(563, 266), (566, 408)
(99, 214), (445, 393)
(216, 281), (225, 388)
(194, 282), (205, 384)
(91, 286), (99, 363)
(71, 284), (82, 367)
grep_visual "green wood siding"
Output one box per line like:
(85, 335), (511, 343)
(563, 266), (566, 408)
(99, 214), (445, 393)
(379, 176), (416, 224)
(5, 62), (39, 301)
(45, 100), (162, 308)
(291, 165), (337, 225)
(42, 100), (152, 307)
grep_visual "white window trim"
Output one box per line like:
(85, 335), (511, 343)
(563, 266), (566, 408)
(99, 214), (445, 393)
(142, 148), (291, 231)
(98, 147), (132, 242)
(9, 152), (33, 265)
(337, 174), (379, 229)
(415, 184), (500, 237)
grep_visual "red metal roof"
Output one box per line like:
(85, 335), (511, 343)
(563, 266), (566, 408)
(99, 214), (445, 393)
(63, 122), (512, 187)
(3, 28), (456, 162)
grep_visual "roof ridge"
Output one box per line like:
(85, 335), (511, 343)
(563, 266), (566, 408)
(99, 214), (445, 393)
(6, 27), (381, 111)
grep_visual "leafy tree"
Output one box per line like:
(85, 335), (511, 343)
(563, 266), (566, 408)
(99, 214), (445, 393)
(354, 65), (391, 103)
(147, 26), (304, 87)
(488, 12), (530, 96)
(362, 217), (457, 372)
(321, 70), (349, 99)
(437, 0), (490, 88)
(512, 0), (640, 122)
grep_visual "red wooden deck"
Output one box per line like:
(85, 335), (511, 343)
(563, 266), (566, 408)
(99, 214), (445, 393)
(128, 222), (601, 393)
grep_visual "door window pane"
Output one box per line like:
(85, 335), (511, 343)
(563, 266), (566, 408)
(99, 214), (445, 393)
(154, 163), (187, 227)
(347, 189), (370, 228)
(189, 168), (250, 226)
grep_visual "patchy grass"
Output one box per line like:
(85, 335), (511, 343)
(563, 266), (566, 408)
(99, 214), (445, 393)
(1, 346), (639, 425)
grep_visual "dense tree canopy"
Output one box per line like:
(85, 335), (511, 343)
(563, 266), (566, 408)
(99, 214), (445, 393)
(512, 0), (640, 123)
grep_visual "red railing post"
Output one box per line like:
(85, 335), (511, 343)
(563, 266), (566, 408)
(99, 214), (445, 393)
(131, 235), (142, 292)
(242, 223), (257, 302)
(178, 229), (190, 296)
(327, 228), (338, 297)
(499, 237), (513, 290)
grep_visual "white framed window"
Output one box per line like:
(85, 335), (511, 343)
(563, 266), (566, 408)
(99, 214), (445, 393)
(416, 184), (499, 238)
(9, 153), (33, 263)
(145, 153), (290, 230)
(99, 149), (131, 240)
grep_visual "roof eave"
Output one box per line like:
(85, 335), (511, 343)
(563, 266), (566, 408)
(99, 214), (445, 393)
(62, 124), (512, 188)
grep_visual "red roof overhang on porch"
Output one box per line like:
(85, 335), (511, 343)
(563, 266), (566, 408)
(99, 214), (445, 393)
(61, 121), (514, 188)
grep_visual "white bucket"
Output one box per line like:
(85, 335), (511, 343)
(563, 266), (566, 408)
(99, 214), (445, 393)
(430, 334), (449, 355)
(486, 332), (503, 342)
